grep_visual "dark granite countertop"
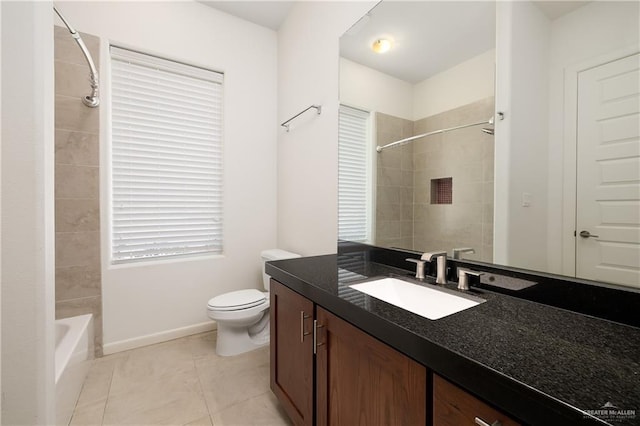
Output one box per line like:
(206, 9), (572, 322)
(266, 254), (640, 426)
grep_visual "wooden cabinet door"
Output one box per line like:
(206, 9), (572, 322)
(270, 280), (314, 426)
(315, 307), (427, 426)
(433, 374), (521, 426)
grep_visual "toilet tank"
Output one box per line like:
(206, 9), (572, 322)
(261, 249), (300, 290)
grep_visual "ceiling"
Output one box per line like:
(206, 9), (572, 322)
(198, 1), (293, 30)
(340, 1), (496, 84)
(198, 1), (591, 84)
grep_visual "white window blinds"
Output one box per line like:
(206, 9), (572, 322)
(110, 46), (223, 263)
(338, 105), (371, 243)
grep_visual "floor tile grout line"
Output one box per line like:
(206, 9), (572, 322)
(100, 354), (125, 425)
(192, 345), (216, 425)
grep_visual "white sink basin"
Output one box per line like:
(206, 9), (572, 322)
(349, 277), (484, 320)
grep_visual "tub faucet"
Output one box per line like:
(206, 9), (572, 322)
(421, 251), (447, 284)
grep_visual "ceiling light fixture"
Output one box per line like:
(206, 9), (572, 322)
(371, 38), (392, 54)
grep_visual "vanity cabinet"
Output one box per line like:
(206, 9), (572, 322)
(270, 279), (427, 426)
(316, 306), (427, 425)
(270, 279), (314, 425)
(433, 374), (521, 426)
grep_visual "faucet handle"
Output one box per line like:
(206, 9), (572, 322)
(452, 247), (475, 259)
(457, 268), (484, 291)
(420, 251), (447, 261)
(406, 258), (427, 279)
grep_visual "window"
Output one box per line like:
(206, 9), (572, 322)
(338, 105), (372, 243)
(110, 46), (223, 263)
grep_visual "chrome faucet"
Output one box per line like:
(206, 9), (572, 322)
(452, 247), (475, 259)
(421, 251), (447, 284)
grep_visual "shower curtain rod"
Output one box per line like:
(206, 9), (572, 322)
(54, 5), (100, 108)
(376, 116), (494, 153)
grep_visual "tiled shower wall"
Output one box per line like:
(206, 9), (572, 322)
(54, 26), (103, 356)
(413, 97), (495, 262)
(374, 97), (494, 262)
(375, 113), (414, 249)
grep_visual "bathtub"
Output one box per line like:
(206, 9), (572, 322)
(55, 314), (94, 426)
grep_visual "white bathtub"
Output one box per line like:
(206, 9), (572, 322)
(55, 314), (94, 426)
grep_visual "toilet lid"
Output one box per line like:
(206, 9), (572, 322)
(207, 289), (267, 311)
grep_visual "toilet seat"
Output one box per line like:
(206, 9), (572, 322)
(207, 289), (266, 312)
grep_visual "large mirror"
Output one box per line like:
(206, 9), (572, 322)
(338, 0), (640, 288)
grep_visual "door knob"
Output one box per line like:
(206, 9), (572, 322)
(579, 230), (599, 239)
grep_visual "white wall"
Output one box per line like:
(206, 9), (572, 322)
(277, 1), (376, 256)
(339, 57), (413, 120)
(494, 0), (550, 271)
(1, 2), (56, 423)
(545, 1), (640, 274)
(56, 1), (278, 352)
(413, 49), (495, 120)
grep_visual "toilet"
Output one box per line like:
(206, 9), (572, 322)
(207, 249), (300, 356)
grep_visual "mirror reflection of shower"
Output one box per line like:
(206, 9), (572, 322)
(53, 5), (100, 107)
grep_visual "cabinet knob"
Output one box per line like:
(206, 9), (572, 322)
(475, 417), (502, 426)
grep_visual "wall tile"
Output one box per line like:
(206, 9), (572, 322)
(55, 60), (92, 99)
(56, 130), (99, 166)
(56, 231), (101, 268)
(55, 95), (99, 133)
(56, 198), (100, 232)
(54, 26), (100, 67)
(55, 164), (99, 199)
(56, 264), (101, 301)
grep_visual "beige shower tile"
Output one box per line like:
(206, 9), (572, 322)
(401, 149), (414, 171)
(56, 60), (92, 99)
(55, 26), (100, 67)
(401, 220), (413, 238)
(453, 182), (483, 204)
(376, 220), (401, 240)
(377, 148), (401, 168)
(376, 187), (400, 205)
(483, 181), (495, 204)
(211, 391), (292, 426)
(483, 202), (494, 225)
(483, 223), (495, 247)
(56, 129), (99, 166)
(56, 94), (100, 133)
(376, 203), (401, 221)
(401, 170), (413, 187)
(55, 164), (99, 199)
(482, 244), (494, 263)
(56, 264), (101, 301)
(377, 167), (402, 187)
(56, 231), (100, 268)
(451, 161), (482, 184)
(55, 164), (100, 199)
(439, 96), (494, 129)
(56, 198), (100, 232)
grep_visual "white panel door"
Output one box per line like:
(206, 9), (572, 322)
(576, 53), (640, 287)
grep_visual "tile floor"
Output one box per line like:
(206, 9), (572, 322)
(70, 332), (292, 425)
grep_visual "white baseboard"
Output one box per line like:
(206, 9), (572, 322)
(103, 321), (217, 355)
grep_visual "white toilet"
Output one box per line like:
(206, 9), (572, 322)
(207, 249), (300, 356)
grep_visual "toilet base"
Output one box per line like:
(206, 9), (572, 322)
(215, 313), (270, 356)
